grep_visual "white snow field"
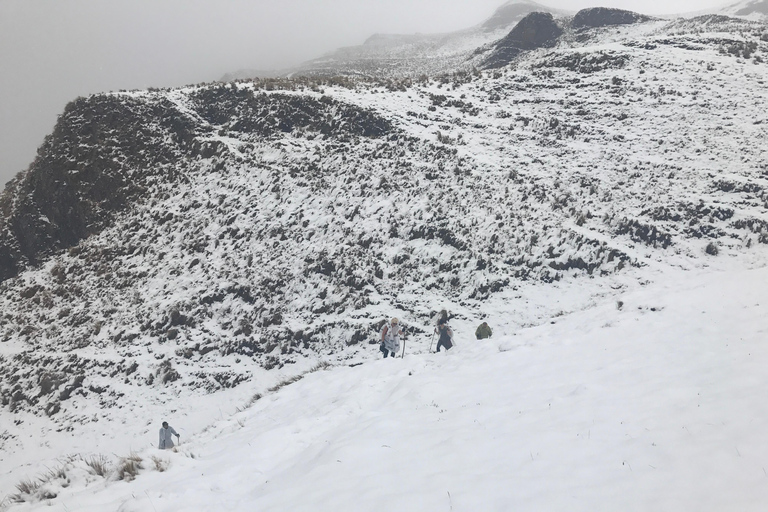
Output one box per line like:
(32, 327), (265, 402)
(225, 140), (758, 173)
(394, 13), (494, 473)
(5, 257), (768, 511)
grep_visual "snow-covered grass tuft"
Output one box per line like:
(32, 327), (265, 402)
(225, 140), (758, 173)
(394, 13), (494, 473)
(149, 456), (169, 473)
(9, 478), (39, 503)
(115, 453), (143, 482)
(84, 455), (110, 477)
(7, 462), (70, 505)
(308, 360), (333, 373)
(268, 375), (304, 393)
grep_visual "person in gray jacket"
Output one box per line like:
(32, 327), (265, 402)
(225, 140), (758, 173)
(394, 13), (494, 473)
(159, 421), (180, 449)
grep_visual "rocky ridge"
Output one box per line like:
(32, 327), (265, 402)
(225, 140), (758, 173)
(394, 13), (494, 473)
(480, 7), (657, 69)
(571, 7), (652, 29)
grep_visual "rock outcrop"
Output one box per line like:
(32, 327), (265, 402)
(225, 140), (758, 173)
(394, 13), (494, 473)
(571, 7), (651, 30)
(483, 12), (564, 69)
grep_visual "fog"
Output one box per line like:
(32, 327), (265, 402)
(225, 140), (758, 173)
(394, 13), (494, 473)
(0, 0), (730, 187)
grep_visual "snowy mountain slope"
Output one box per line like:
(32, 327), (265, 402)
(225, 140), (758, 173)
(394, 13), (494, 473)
(223, 1), (572, 81)
(297, 6), (661, 78)
(5, 263), (768, 510)
(1, 13), (768, 503)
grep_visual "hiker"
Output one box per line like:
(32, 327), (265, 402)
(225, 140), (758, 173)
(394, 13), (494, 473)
(435, 310), (454, 352)
(475, 321), (492, 340)
(158, 421), (180, 449)
(380, 317), (402, 358)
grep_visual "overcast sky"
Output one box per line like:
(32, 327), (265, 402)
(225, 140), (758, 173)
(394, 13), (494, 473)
(0, 0), (733, 187)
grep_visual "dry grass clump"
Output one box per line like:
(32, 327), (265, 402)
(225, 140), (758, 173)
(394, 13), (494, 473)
(116, 452), (143, 481)
(268, 375), (304, 393)
(10, 477), (41, 502)
(85, 454), (111, 477)
(150, 456), (169, 472)
(268, 361), (333, 393)
(9, 465), (68, 504)
(308, 361), (333, 373)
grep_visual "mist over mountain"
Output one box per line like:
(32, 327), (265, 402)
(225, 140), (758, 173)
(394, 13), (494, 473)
(722, 0), (768, 19)
(482, 0), (571, 31)
(1, 1), (768, 508)
(222, 0), (572, 80)
(222, 0), (768, 80)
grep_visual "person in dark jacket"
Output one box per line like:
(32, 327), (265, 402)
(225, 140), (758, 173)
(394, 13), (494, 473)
(159, 421), (180, 449)
(435, 310), (454, 352)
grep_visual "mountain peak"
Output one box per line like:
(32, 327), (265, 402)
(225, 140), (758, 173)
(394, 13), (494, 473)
(483, 11), (563, 68)
(482, 1), (569, 31)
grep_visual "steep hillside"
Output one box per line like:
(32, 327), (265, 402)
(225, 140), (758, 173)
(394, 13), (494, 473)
(1, 13), (768, 500)
(480, 7), (657, 69)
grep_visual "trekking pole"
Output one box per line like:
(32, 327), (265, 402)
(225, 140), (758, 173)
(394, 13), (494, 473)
(428, 329), (436, 353)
